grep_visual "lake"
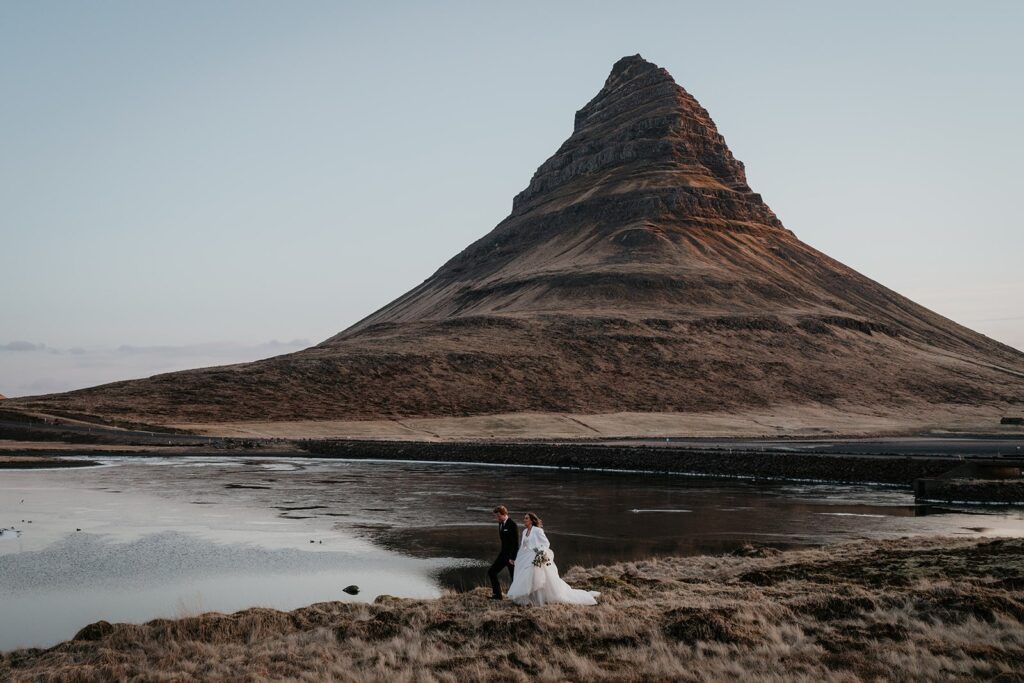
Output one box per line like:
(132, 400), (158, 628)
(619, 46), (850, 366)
(2, 455), (1023, 651)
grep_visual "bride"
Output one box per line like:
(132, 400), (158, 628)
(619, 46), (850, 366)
(506, 512), (600, 606)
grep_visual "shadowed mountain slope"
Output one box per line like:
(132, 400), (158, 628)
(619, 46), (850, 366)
(14, 56), (1024, 427)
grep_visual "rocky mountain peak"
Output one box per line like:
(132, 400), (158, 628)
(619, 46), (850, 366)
(336, 56), (795, 330)
(573, 54), (674, 131)
(511, 56), (761, 216)
(608, 53), (661, 79)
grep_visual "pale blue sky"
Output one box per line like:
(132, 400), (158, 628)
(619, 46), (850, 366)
(2, 1), (1022, 396)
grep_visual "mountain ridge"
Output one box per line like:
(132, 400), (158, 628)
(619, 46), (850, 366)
(11, 55), (1023, 429)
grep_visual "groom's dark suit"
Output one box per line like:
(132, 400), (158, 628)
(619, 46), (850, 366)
(488, 516), (519, 598)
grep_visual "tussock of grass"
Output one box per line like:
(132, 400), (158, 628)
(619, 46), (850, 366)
(3, 537), (1024, 681)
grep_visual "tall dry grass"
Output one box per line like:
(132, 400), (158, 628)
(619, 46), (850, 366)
(3, 536), (1023, 681)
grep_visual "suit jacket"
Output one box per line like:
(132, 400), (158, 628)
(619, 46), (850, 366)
(498, 518), (519, 557)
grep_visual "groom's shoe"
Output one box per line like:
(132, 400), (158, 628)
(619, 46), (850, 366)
(489, 595), (503, 601)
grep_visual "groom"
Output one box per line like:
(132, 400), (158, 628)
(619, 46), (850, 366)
(488, 505), (518, 600)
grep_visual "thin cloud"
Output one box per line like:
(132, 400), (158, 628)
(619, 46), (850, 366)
(0, 341), (47, 352)
(0, 339), (311, 398)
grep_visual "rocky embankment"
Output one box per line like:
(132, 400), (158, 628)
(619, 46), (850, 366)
(3, 537), (1023, 681)
(919, 479), (1024, 505)
(299, 439), (961, 485)
(0, 455), (97, 469)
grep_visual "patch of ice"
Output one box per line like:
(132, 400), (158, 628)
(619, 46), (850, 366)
(816, 512), (888, 518)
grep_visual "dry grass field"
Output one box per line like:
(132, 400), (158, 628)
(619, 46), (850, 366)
(4, 536), (1023, 682)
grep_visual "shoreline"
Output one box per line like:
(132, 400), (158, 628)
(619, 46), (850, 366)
(1, 439), (1020, 489)
(0, 443), (981, 485)
(4, 536), (1022, 681)
(4, 436), (1022, 501)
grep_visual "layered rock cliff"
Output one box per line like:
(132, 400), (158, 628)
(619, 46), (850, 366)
(12, 55), (1024, 426)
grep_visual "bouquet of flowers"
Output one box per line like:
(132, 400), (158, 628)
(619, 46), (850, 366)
(532, 549), (551, 568)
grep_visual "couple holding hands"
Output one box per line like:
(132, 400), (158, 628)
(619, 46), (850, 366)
(487, 505), (600, 606)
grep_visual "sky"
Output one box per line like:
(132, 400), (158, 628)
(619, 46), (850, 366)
(1, 1), (1022, 397)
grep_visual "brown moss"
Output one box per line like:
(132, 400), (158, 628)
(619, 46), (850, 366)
(71, 621), (114, 642)
(479, 613), (541, 640)
(572, 574), (643, 598)
(791, 593), (879, 621)
(662, 607), (745, 645)
(914, 585), (1024, 624)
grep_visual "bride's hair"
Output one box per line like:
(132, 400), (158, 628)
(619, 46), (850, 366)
(525, 512), (542, 528)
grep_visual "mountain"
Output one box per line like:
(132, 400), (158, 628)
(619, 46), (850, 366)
(12, 55), (1024, 432)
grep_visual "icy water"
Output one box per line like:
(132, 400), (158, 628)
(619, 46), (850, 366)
(2, 455), (1023, 651)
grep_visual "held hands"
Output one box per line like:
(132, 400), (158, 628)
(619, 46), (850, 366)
(508, 559), (515, 566)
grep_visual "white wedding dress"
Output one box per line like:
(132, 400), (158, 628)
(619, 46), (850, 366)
(506, 526), (600, 606)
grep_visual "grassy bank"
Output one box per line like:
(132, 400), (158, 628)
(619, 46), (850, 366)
(3, 537), (1023, 681)
(6, 540), (1024, 679)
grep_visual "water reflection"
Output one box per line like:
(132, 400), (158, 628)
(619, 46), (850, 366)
(92, 458), (1024, 586)
(2, 456), (1023, 649)
(360, 468), (1021, 589)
